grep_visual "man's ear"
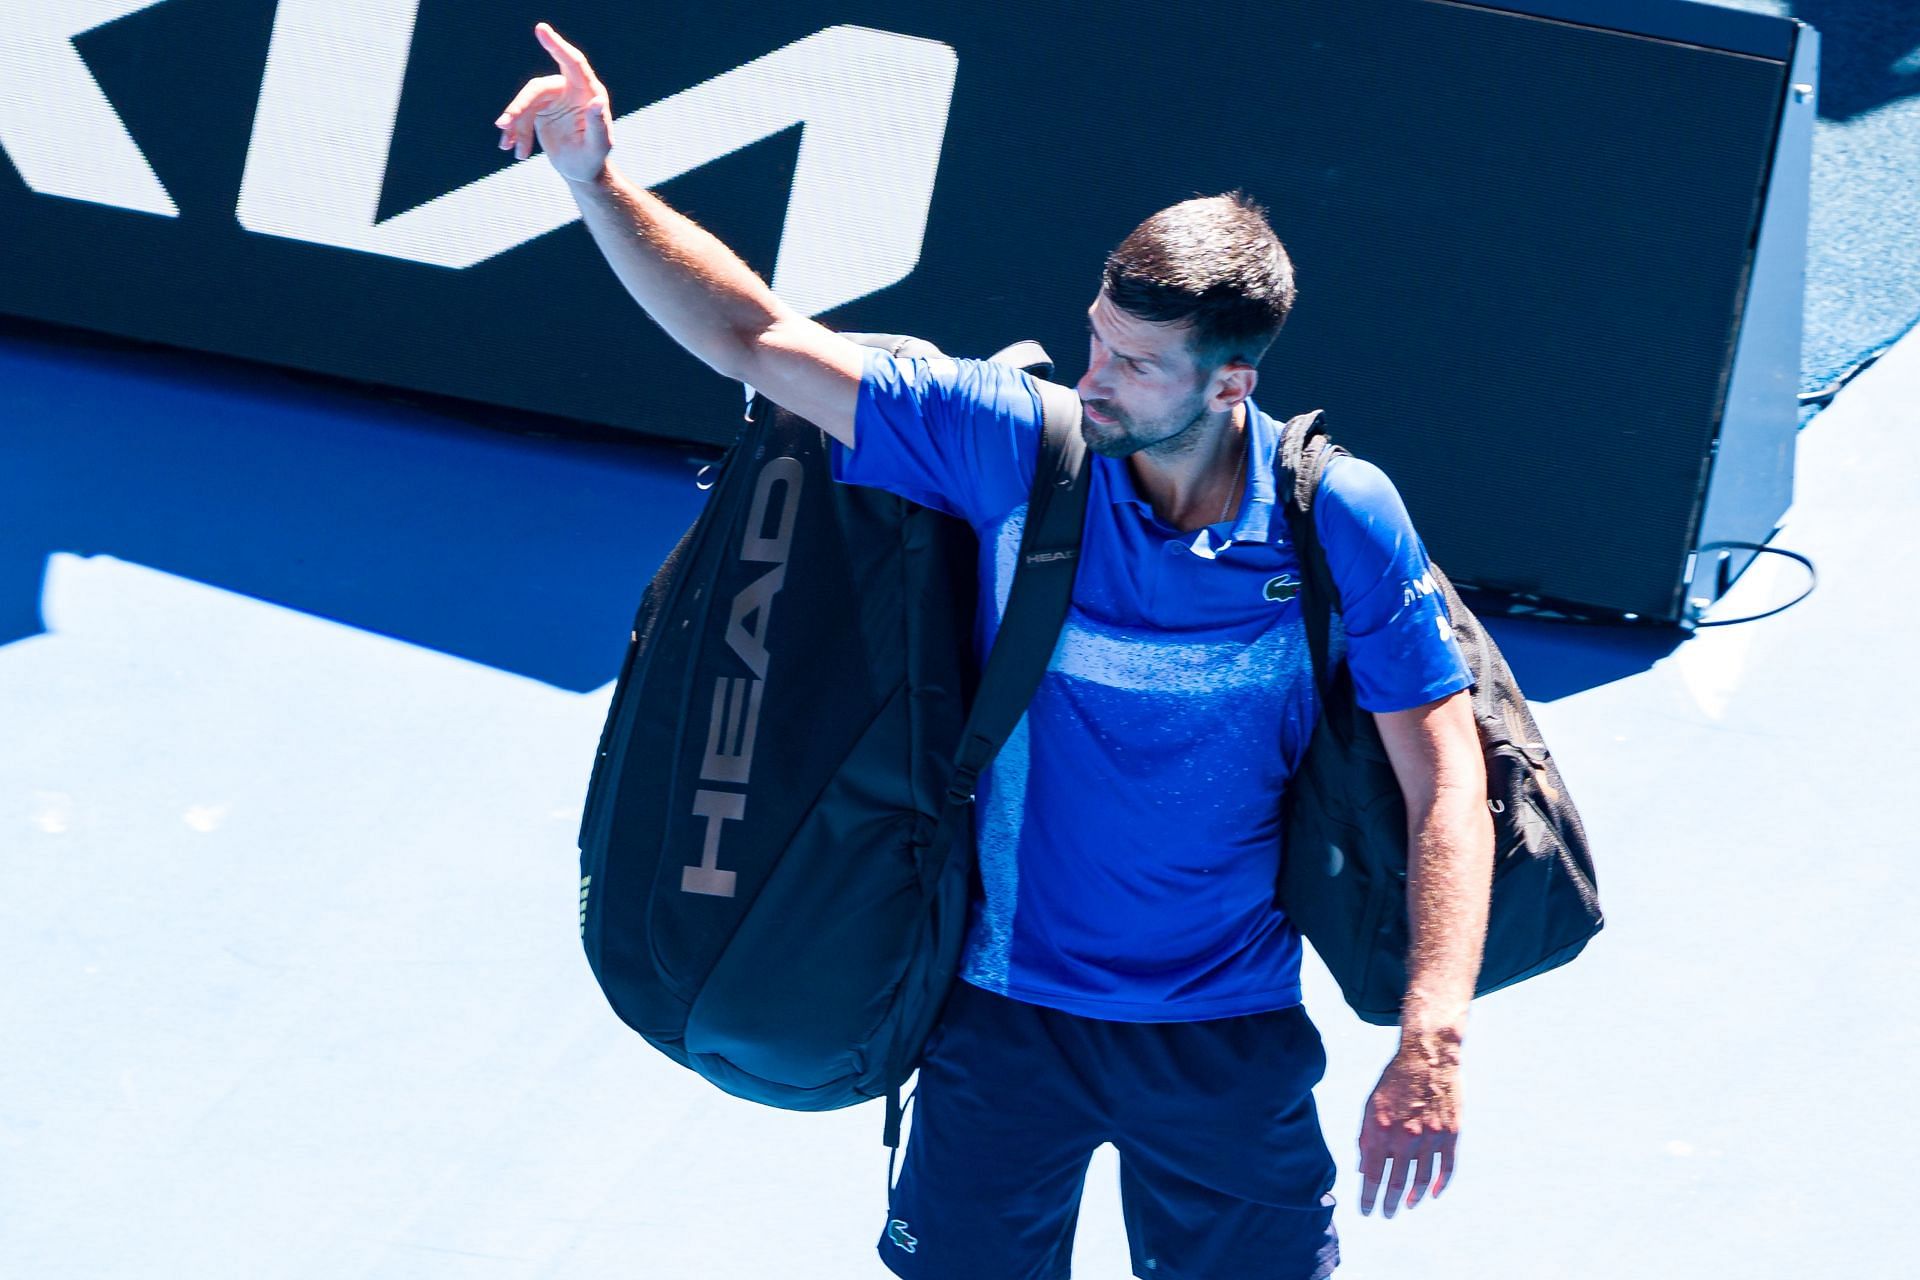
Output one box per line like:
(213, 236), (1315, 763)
(1207, 361), (1258, 413)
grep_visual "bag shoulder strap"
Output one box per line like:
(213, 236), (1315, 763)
(882, 376), (1086, 1159)
(942, 377), (1089, 805)
(1273, 410), (1345, 702)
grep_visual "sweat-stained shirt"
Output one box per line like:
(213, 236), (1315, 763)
(829, 348), (1472, 1022)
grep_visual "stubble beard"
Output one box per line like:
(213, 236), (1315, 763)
(1081, 398), (1213, 460)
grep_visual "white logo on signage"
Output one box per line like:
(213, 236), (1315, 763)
(0, 2), (181, 216)
(5, 3), (958, 318)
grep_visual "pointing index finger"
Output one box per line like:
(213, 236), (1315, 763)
(534, 22), (592, 89)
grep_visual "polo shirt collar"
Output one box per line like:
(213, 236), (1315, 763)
(1100, 398), (1282, 553)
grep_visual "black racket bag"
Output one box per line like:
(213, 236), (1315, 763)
(577, 334), (1085, 1124)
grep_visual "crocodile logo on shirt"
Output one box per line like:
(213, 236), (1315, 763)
(887, 1220), (919, 1253)
(1264, 573), (1300, 603)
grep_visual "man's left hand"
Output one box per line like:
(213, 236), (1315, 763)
(1357, 1039), (1463, 1218)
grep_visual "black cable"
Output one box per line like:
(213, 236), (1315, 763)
(1689, 541), (1817, 626)
(1798, 336), (1904, 410)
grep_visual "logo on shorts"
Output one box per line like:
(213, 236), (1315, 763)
(887, 1220), (919, 1254)
(1264, 573), (1300, 603)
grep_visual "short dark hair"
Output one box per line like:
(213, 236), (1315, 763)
(1101, 191), (1296, 369)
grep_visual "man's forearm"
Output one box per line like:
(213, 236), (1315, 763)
(564, 161), (788, 382)
(1398, 797), (1494, 1056)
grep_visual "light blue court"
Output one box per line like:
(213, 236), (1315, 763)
(4, 3), (1919, 1257)
(3, 307), (1914, 1277)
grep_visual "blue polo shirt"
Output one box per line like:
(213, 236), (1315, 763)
(830, 349), (1471, 1022)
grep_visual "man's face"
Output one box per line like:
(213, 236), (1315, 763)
(1076, 292), (1226, 459)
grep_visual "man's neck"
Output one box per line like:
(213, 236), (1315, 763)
(1129, 402), (1248, 534)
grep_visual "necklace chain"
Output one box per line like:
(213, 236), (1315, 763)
(1218, 426), (1247, 524)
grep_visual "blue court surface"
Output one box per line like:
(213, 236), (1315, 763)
(4, 310), (1914, 1278)
(4, 2), (1918, 1265)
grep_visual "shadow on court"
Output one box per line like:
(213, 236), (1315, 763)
(0, 315), (712, 693)
(1790, 1), (1920, 121)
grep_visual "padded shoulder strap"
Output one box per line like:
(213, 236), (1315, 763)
(942, 378), (1089, 805)
(1273, 410), (1347, 704)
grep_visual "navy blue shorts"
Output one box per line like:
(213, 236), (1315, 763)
(878, 981), (1339, 1280)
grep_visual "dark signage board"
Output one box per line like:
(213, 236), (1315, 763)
(2, 0), (1803, 620)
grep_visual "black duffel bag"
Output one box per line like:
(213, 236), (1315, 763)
(1274, 411), (1603, 1026)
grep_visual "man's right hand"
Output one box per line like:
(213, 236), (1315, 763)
(492, 21), (863, 445)
(494, 22), (612, 186)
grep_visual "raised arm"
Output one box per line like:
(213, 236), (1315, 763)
(494, 22), (863, 446)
